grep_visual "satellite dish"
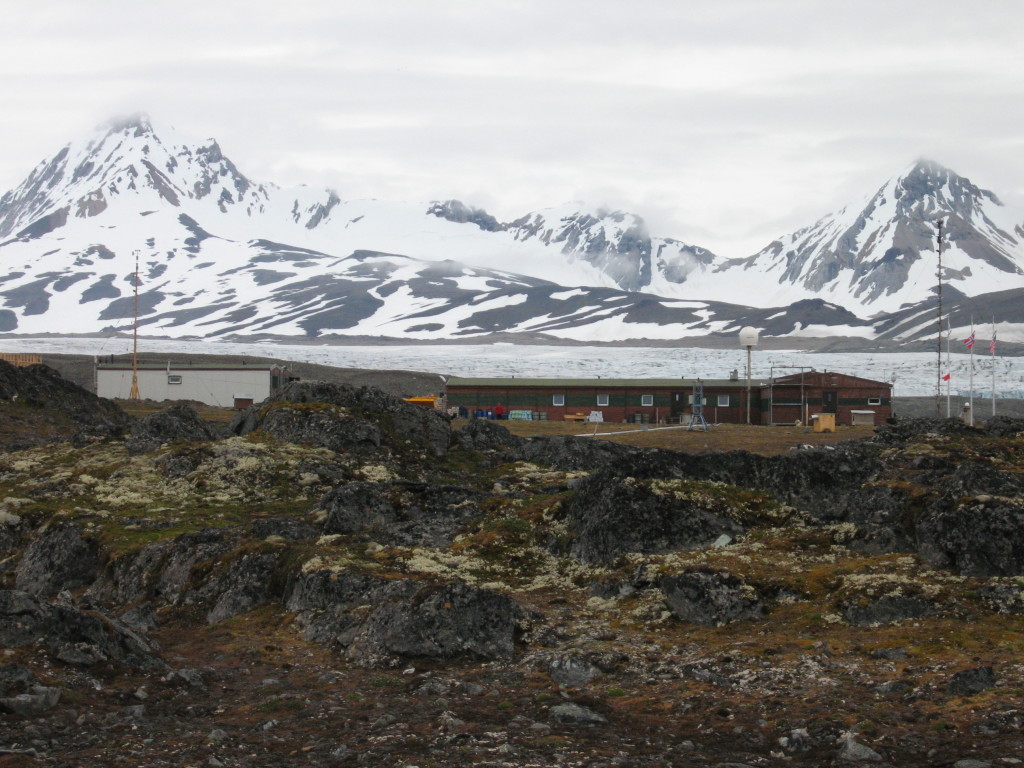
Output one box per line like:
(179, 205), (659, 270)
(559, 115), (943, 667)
(739, 326), (760, 348)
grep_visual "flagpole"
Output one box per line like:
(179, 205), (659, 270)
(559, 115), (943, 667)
(935, 219), (944, 417)
(991, 318), (996, 418)
(969, 316), (974, 426)
(945, 317), (951, 418)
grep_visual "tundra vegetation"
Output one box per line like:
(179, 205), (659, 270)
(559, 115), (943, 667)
(1, 359), (1023, 767)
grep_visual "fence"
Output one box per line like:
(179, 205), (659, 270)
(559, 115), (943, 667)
(0, 353), (42, 367)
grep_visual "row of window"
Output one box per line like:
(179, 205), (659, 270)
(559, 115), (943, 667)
(550, 394), (732, 407)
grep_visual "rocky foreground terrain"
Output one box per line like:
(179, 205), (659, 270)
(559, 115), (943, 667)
(1, 360), (1024, 767)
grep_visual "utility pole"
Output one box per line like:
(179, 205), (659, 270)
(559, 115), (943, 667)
(935, 219), (943, 418)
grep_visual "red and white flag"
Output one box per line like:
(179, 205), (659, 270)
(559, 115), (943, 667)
(963, 332), (976, 349)
(942, 372), (951, 381)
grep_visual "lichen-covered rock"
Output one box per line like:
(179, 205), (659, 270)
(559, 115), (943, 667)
(125, 403), (219, 455)
(659, 571), (765, 627)
(981, 415), (1024, 438)
(14, 521), (99, 596)
(318, 481), (485, 547)
(230, 380), (451, 457)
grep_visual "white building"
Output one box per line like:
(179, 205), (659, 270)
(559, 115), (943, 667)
(96, 361), (294, 408)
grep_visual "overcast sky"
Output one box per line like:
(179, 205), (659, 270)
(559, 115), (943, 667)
(3, 0), (1024, 257)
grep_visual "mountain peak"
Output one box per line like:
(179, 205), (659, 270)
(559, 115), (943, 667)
(99, 112), (155, 138)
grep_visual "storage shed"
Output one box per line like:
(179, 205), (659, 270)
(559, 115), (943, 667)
(96, 361), (296, 407)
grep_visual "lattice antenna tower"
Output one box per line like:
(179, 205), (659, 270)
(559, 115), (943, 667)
(687, 378), (708, 431)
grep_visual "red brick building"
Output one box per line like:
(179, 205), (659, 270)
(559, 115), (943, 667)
(446, 371), (892, 426)
(760, 370), (891, 426)
(445, 376), (769, 424)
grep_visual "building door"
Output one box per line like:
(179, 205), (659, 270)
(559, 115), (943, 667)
(822, 389), (838, 414)
(671, 392), (686, 419)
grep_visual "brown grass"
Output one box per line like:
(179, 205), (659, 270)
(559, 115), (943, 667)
(458, 418), (875, 455)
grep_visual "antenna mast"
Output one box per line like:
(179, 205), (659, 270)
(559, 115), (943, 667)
(935, 219), (943, 417)
(129, 250), (141, 400)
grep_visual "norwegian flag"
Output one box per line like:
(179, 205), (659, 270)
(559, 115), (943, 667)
(942, 372), (951, 381)
(963, 332), (976, 349)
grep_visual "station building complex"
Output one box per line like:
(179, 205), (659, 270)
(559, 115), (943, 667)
(445, 370), (892, 426)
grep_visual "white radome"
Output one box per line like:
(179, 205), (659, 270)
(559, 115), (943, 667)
(739, 326), (760, 348)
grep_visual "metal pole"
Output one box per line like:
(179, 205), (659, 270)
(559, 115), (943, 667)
(969, 316), (974, 426)
(936, 219), (943, 418)
(745, 345), (752, 425)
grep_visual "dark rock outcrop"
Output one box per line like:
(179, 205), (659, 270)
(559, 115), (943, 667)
(230, 380), (451, 457)
(0, 360), (129, 448)
(915, 498), (1024, 576)
(948, 666), (996, 696)
(125, 403), (219, 455)
(14, 521), (99, 596)
(660, 571), (765, 627)
(562, 468), (744, 565)
(0, 589), (160, 669)
(842, 595), (936, 626)
(319, 481), (485, 547)
(287, 570), (529, 663)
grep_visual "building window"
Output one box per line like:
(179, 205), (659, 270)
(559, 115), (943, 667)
(718, 394), (731, 407)
(167, 375), (183, 385)
(867, 396), (881, 405)
(596, 394), (609, 407)
(552, 394), (565, 406)
(640, 394), (654, 407)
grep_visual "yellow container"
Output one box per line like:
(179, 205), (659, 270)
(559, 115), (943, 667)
(813, 413), (836, 433)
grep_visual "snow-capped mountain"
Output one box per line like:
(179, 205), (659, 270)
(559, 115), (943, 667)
(1, 115), (1023, 345)
(686, 160), (1024, 314)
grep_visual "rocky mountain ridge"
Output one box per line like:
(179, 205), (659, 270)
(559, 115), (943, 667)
(2, 360), (1024, 765)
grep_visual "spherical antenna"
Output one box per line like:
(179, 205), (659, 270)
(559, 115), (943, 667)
(739, 326), (760, 348)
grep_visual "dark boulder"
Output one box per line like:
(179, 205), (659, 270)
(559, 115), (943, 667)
(14, 521), (99, 596)
(842, 595), (936, 626)
(251, 517), (318, 541)
(319, 481), (485, 547)
(981, 415), (1024, 438)
(230, 380), (451, 457)
(125, 403), (219, 455)
(88, 528), (240, 607)
(948, 666), (996, 696)
(936, 462), (1023, 499)
(659, 571), (765, 627)
(0, 589), (160, 669)
(288, 570), (530, 663)
(916, 499), (1024, 576)
(348, 581), (526, 662)
(519, 434), (638, 472)
(256, 405), (383, 453)
(453, 418), (525, 454)
(198, 550), (289, 624)
(873, 416), (979, 443)
(562, 468), (743, 564)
